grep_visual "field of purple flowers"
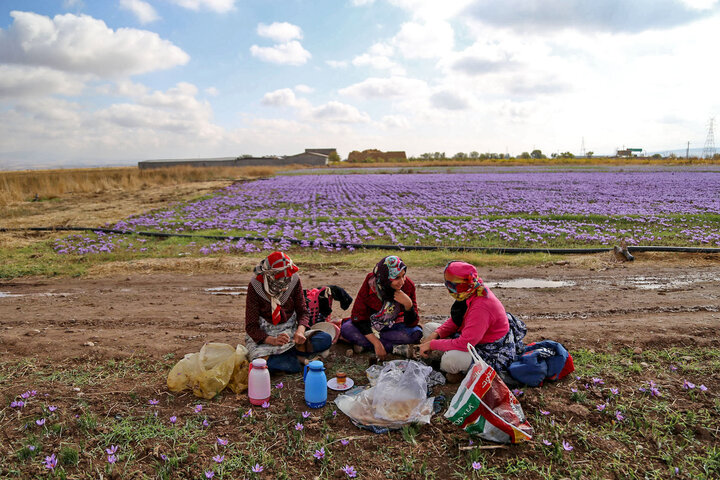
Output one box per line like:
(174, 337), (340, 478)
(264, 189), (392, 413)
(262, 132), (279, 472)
(53, 170), (720, 256)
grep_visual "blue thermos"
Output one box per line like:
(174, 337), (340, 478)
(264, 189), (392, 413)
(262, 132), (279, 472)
(303, 360), (327, 408)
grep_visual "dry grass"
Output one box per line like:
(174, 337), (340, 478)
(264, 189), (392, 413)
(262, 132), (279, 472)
(0, 165), (281, 206)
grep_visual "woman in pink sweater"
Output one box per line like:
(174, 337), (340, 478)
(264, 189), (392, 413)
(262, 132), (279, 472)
(419, 261), (526, 380)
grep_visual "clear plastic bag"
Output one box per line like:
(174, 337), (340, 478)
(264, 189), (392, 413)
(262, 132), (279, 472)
(335, 360), (434, 429)
(167, 343), (249, 399)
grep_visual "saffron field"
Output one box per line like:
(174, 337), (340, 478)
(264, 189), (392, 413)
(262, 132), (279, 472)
(53, 169), (720, 256)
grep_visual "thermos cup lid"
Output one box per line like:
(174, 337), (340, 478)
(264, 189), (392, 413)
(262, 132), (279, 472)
(308, 360), (324, 370)
(251, 358), (268, 368)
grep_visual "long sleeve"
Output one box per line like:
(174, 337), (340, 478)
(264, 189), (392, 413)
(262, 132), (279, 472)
(401, 279), (419, 327)
(429, 303), (491, 352)
(244, 285), (267, 344)
(292, 280), (310, 328)
(434, 317), (459, 339)
(350, 274), (374, 335)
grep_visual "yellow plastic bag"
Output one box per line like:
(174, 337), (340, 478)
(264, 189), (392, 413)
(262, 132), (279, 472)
(167, 343), (249, 399)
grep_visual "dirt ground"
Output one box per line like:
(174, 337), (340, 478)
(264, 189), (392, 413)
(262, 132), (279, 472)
(2, 254), (719, 362)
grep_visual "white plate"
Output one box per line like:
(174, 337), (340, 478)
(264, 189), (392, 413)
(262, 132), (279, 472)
(327, 377), (354, 391)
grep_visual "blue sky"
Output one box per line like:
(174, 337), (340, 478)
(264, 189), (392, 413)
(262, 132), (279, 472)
(1, 0), (719, 169)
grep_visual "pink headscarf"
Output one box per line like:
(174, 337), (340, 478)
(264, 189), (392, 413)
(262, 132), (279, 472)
(444, 261), (486, 300)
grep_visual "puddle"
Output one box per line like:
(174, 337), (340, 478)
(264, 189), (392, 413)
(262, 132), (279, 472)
(418, 279), (575, 289)
(205, 286), (248, 296)
(623, 274), (720, 290)
(0, 291), (23, 298)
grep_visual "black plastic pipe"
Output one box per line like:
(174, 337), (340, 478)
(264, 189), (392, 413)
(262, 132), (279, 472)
(2, 226), (720, 254)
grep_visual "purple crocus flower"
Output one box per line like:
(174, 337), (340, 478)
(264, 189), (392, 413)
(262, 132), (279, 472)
(44, 453), (57, 470)
(160, 454), (167, 461)
(261, 401), (270, 409)
(212, 455), (225, 463)
(107, 455), (117, 464)
(340, 439), (350, 446)
(313, 447), (325, 460)
(540, 410), (550, 415)
(610, 388), (619, 395)
(683, 380), (696, 390)
(48, 405), (57, 412)
(302, 411), (310, 418)
(217, 437), (228, 446)
(28, 445), (36, 451)
(242, 409), (253, 418)
(342, 465), (358, 477)
(11, 400), (25, 408)
(562, 441), (573, 451)
(615, 411), (625, 421)
(699, 384), (708, 392)
(472, 461), (482, 470)
(295, 423), (304, 431)
(36, 418), (46, 426)
(592, 377), (604, 385)
(669, 365), (677, 371)
(169, 416), (177, 424)
(194, 404), (203, 413)
(203, 419), (210, 427)
(251, 463), (264, 473)
(596, 404), (606, 412)
(21, 391), (31, 399)
(512, 389), (524, 396)
(542, 439), (552, 446)
(149, 399), (159, 405)
(275, 382), (284, 389)
(205, 471), (215, 478)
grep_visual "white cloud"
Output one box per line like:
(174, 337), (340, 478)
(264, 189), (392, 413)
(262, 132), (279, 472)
(120, 0), (160, 24)
(326, 60), (348, 68)
(309, 101), (371, 123)
(339, 76), (428, 99)
(205, 86), (219, 96)
(257, 22), (303, 42)
(352, 42), (405, 73)
(96, 79), (149, 97)
(391, 20), (454, 59)
(250, 41), (311, 65)
(381, 114), (410, 128)
(166, 0), (236, 13)
(430, 90), (472, 110)
(261, 88), (298, 107)
(462, 0), (720, 33)
(0, 65), (86, 97)
(0, 11), (189, 77)
(294, 84), (314, 94)
(352, 0), (376, 5)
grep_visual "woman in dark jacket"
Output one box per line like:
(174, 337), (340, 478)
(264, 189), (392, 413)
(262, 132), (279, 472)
(340, 255), (422, 360)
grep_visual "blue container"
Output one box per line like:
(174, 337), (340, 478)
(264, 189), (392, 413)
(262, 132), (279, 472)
(303, 360), (327, 408)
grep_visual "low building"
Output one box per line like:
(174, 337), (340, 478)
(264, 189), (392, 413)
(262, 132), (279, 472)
(347, 149), (407, 162)
(138, 148), (336, 169)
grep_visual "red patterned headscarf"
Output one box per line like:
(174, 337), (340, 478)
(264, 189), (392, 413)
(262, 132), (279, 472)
(253, 252), (299, 324)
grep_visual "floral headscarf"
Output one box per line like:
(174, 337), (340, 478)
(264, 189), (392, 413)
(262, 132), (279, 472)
(443, 261), (486, 302)
(252, 251), (299, 325)
(369, 256), (407, 331)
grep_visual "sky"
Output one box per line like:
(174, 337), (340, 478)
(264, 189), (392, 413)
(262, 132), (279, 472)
(1, 0), (719, 169)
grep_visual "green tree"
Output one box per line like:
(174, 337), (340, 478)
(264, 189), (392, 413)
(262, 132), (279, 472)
(469, 151), (479, 159)
(530, 149), (545, 159)
(328, 152), (340, 163)
(519, 152), (531, 159)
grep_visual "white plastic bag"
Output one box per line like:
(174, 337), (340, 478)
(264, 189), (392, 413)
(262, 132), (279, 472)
(373, 361), (433, 423)
(335, 360), (434, 429)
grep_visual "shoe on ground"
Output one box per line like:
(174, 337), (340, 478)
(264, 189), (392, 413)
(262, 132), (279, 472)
(445, 372), (464, 384)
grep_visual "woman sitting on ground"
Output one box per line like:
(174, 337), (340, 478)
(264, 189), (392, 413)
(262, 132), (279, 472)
(419, 261), (526, 382)
(245, 251), (332, 373)
(341, 255), (422, 360)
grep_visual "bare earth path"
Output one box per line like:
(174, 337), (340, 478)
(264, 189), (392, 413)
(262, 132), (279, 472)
(2, 253), (718, 362)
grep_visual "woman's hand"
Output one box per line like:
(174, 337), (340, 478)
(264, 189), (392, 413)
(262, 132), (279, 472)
(373, 342), (387, 361)
(394, 290), (413, 311)
(419, 341), (433, 358)
(266, 333), (290, 346)
(293, 330), (307, 345)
